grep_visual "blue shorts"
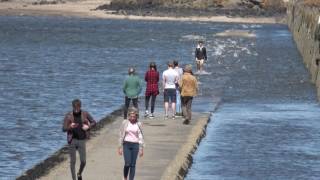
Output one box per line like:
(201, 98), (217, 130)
(164, 89), (176, 103)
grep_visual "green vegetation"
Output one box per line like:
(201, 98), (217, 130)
(303, 0), (320, 7)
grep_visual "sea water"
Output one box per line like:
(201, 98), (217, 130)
(1, 16), (319, 179)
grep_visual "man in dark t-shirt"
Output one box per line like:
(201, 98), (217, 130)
(62, 99), (96, 180)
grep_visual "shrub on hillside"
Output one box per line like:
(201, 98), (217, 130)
(262, 0), (286, 10)
(110, 0), (159, 8)
(110, 0), (228, 9)
(303, 0), (320, 7)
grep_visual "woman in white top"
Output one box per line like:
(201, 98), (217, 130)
(118, 108), (144, 180)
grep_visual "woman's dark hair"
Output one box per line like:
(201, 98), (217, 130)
(149, 62), (157, 71)
(173, 60), (179, 67)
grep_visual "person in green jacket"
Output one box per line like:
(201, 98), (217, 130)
(123, 67), (142, 119)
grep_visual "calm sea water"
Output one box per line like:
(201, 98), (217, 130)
(186, 22), (320, 179)
(0, 16), (319, 179)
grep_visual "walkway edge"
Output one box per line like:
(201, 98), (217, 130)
(160, 113), (211, 180)
(16, 107), (123, 180)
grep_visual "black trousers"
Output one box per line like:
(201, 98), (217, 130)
(124, 96), (138, 119)
(145, 95), (157, 113)
(181, 96), (193, 121)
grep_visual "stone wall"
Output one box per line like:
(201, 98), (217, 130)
(287, 0), (320, 100)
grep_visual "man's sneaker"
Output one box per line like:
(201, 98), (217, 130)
(77, 173), (82, 180)
(172, 115), (175, 120)
(183, 119), (190, 125)
(149, 113), (154, 119)
(144, 110), (149, 117)
(164, 115), (169, 120)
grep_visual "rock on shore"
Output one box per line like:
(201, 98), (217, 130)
(96, 0), (286, 17)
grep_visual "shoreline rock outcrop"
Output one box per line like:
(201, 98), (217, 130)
(96, 0), (286, 18)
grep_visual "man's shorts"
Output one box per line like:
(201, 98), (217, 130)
(164, 88), (176, 103)
(196, 59), (204, 65)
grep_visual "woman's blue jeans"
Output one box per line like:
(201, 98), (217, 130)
(123, 141), (139, 180)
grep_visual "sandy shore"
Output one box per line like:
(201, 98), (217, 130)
(0, 0), (285, 23)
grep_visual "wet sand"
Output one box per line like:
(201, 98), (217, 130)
(0, 0), (284, 23)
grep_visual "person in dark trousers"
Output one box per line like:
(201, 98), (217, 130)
(144, 62), (159, 118)
(179, 65), (198, 125)
(195, 40), (207, 72)
(118, 108), (145, 180)
(123, 67), (142, 119)
(62, 99), (96, 180)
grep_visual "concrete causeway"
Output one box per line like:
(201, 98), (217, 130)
(36, 111), (211, 180)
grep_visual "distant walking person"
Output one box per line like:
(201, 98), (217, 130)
(118, 108), (144, 180)
(195, 40), (207, 72)
(144, 62), (159, 118)
(179, 65), (198, 125)
(173, 60), (183, 116)
(162, 61), (179, 119)
(123, 67), (142, 119)
(62, 99), (96, 180)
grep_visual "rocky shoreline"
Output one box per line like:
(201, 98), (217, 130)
(97, 5), (285, 18)
(0, 0), (285, 24)
(0, 0), (287, 19)
(96, 0), (286, 18)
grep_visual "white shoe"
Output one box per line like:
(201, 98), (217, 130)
(149, 113), (154, 118)
(144, 110), (149, 117)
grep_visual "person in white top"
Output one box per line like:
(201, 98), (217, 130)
(118, 108), (144, 180)
(173, 60), (183, 116)
(162, 61), (179, 119)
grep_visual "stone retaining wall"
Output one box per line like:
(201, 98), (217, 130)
(287, 0), (320, 99)
(160, 115), (210, 180)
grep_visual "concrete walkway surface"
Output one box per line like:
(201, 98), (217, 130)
(38, 111), (211, 180)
